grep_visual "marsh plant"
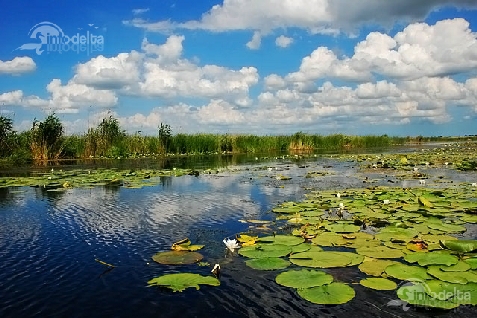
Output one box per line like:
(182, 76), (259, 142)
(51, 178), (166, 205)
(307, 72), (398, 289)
(30, 114), (64, 160)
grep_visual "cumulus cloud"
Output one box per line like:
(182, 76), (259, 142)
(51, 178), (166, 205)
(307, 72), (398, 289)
(274, 18), (477, 88)
(246, 31), (261, 50)
(46, 79), (118, 111)
(123, 0), (477, 35)
(73, 52), (142, 89)
(275, 35), (293, 48)
(0, 57), (36, 75)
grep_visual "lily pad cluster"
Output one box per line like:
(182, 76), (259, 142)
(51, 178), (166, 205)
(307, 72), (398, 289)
(149, 238), (220, 292)
(0, 167), (202, 189)
(239, 184), (477, 308)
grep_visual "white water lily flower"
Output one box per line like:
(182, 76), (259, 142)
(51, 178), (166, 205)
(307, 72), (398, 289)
(419, 180), (426, 185)
(223, 238), (240, 252)
(383, 200), (390, 205)
(413, 167), (419, 171)
(472, 183), (477, 187)
(339, 202), (344, 209)
(336, 192), (341, 198)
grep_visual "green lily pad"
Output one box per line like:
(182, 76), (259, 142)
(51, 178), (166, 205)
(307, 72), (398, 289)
(440, 261), (471, 272)
(290, 251), (363, 268)
(464, 257), (477, 270)
(275, 269), (333, 288)
(257, 235), (304, 246)
(147, 273), (220, 292)
(427, 266), (477, 284)
(152, 251), (203, 265)
(397, 281), (459, 309)
(440, 240), (477, 253)
(360, 277), (397, 290)
(324, 223), (361, 233)
(404, 251), (459, 266)
(297, 283), (355, 305)
(239, 244), (292, 258)
(291, 243), (312, 253)
(358, 258), (400, 276)
(245, 257), (290, 270)
(356, 246), (404, 259)
(385, 263), (431, 281)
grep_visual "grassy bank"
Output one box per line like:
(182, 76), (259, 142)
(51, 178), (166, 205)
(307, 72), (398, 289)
(1, 114), (475, 164)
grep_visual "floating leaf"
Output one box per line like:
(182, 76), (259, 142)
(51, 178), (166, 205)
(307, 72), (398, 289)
(358, 258), (400, 276)
(418, 196), (434, 208)
(257, 235), (304, 246)
(440, 261), (471, 272)
(236, 234), (258, 247)
(297, 283), (355, 305)
(440, 240), (477, 253)
(239, 244), (291, 258)
(290, 251), (363, 268)
(404, 251), (459, 266)
(385, 263), (431, 281)
(275, 269), (333, 288)
(147, 273), (220, 292)
(356, 246), (404, 259)
(324, 223), (361, 233)
(291, 243), (312, 253)
(152, 251), (203, 265)
(397, 281), (459, 310)
(427, 266), (477, 284)
(360, 278), (397, 290)
(245, 257), (290, 270)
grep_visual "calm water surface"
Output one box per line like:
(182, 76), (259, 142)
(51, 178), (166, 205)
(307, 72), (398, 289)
(1, 155), (477, 318)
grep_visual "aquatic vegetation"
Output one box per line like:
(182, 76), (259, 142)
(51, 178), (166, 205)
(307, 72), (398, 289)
(275, 269), (333, 289)
(297, 283), (355, 305)
(147, 273), (220, 292)
(152, 251), (203, 265)
(360, 277), (397, 290)
(245, 258), (290, 270)
(171, 238), (204, 252)
(0, 167), (199, 189)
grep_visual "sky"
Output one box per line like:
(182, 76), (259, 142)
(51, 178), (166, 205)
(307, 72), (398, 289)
(1, 0), (477, 136)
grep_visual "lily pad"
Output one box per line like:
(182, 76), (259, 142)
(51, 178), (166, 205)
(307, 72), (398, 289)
(356, 246), (404, 259)
(147, 273), (220, 292)
(358, 258), (400, 276)
(290, 251), (363, 268)
(427, 266), (477, 284)
(385, 263), (431, 281)
(440, 240), (477, 253)
(239, 244), (292, 258)
(360, 278), (397, 290)
(152, 251), (203, 265)
(257, 235), (304, 246)
(245, 258), (290, 270)
(324, 223), (361, 233)
(404, 251), (459, 267)
(397, 281), (459, 310)
(297, 283), (355, 305)
(275, 269), (333, 288)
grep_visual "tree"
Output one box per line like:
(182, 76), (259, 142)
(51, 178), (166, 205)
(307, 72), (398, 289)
(0, 116), (14, 157)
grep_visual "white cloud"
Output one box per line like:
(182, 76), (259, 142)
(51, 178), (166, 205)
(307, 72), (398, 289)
(246, 31), (261, 50)
(281, 18), (477, 87)
(0, 57), (36, 75)
(132, 8), (149, 15)
(264, 74), (286, 90)
(275, 35), (293, 48)
(73, 52), (142, 89)
(197, 99), (245, 124)
(123, 0), (477, 35)
(46, 79), (118, 111)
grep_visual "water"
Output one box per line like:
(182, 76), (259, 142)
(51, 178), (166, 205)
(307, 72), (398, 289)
(1, 156), (477, 317)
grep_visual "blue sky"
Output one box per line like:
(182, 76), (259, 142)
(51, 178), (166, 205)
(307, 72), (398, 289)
(1, 0), (477, 136)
